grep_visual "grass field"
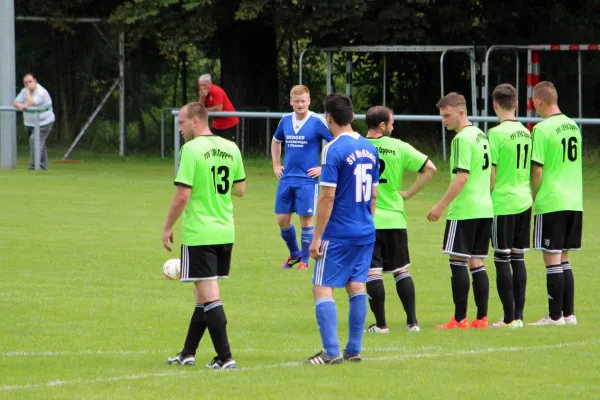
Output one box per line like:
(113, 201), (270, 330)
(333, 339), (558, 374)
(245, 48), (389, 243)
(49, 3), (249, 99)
(1, 151), (599, 399)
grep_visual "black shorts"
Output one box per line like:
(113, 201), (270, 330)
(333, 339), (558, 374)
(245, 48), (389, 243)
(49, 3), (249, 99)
(533, 211), (583, 253)
(443, 218), (492, 258)
(371, 229), (410, 273)
(492, 208), (532, 253)
(180, 244), (233, 282)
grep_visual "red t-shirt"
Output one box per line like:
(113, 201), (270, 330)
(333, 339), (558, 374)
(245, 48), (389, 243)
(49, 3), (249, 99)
(201, 84), (239, 130)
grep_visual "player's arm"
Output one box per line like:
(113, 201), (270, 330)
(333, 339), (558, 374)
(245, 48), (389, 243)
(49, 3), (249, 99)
(490, 165), (496, 192)
(371, 185), (379, 216)
(427, 172), (468, 221)
(206, 89), (224, 111)
(13, 89), (27, 111)
(530, 127), (545, 201)
(401, 159), (437, 200)
(162, 185), (191, 251)
(531, 164), (543, 201)
(271, 120), (285, 178)
(314, 186), (335, 240)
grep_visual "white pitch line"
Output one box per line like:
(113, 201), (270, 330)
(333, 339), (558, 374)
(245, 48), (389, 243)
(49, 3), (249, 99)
(0, 341), (596, 392)
(0, 345), (442, 358)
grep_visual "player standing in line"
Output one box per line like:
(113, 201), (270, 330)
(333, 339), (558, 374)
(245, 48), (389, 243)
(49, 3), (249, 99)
(307, 94), (379, 364)
(428, 92), (493, 330)
(364, 106), (437, 333)
(163, 102), (246, 369)
(487, 84), (532, 329)
(528, 81), (582, 326)
(272, 85), (333, 271)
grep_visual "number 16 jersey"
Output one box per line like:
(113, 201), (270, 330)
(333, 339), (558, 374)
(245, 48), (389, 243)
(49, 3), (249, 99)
(531, 114), (583, 215)
(175, 135), (246, 246)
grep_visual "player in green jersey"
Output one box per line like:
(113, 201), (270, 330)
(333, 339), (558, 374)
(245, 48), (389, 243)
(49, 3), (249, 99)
(162, 102), (246, 369)
(529, 82), (583, 327)
(428, 92), (493, 330)
(488, 84), (532, 329)
(364, 106), (437, 333)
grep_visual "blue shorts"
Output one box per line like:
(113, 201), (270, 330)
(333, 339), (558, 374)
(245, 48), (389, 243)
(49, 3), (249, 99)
(274, 182), (319, 216)
(313, 240), (375, 288)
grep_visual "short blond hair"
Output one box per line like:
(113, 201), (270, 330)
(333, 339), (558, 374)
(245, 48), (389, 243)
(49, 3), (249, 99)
(436, 92), (467, 109)
(290, 85), (310, 97)
(533, 81), (558, 105)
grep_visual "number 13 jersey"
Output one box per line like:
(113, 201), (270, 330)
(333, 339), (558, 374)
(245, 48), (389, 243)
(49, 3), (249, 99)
(175, 135), (246, 246)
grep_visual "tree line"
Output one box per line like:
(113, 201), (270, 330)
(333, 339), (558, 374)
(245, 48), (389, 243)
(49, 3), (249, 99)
(14, 0), (600, 152)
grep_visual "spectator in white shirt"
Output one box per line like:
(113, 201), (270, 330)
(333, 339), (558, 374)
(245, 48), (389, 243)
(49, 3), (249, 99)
(13, 74), (56, 170)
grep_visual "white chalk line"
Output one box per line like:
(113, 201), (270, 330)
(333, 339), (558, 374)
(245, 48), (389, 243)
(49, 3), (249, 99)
(0, 341), (596, 392)
(0, 345), (441, 358)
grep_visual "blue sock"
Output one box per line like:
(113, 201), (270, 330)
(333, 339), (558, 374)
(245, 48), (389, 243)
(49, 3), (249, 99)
(280, 225), (301, 258)
(346, 293), (367, 355)
(301, 226), (314, 264)
(315, 298), (339, 356)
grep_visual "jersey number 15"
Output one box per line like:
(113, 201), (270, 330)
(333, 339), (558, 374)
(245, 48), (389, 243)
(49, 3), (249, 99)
(354, 163), (373, 202)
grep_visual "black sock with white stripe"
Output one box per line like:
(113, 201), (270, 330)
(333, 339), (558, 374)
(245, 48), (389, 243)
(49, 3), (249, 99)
(395, 271), (417, 325)
(546, 265), (564, 320)
(182, 303), (206, 356)
(450, 260), (470, 322)
(204, 300), (232, 361)
(494, 252), (514, 323)
(366, 275), (387, 328)
(510, 252), (527, 321)
(561, 262), (575, 317)
(470, 266), (489, 320)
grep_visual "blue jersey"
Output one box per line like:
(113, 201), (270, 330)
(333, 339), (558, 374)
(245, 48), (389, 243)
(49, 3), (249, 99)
(320, 132), (379, 245)
(273, 112), (333, 184)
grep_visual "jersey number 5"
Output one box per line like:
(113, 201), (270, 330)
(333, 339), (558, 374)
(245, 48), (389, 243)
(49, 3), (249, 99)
(482, 145), (490, 170)
(211, 165), (230, 194)
(354, 163), (373, 202)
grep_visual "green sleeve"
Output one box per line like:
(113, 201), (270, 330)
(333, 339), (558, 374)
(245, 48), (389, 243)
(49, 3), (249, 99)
(174, 146), (195, 187)
(400, 141), (428, 172)
(232, 146), (246, 183)
(488, 129), (499, 165)
(452, 135), (472, 173)
(531, 127), (546, 166)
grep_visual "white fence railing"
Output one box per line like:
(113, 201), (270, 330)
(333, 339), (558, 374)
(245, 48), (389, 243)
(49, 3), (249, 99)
(0, 106), (50, 170)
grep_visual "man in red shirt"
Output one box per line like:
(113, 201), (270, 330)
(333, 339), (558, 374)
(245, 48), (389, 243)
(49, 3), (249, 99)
(198, 74), (239, 141)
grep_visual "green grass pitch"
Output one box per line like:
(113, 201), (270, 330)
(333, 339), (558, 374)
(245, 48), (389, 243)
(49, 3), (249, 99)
(1, 153), (599, 399)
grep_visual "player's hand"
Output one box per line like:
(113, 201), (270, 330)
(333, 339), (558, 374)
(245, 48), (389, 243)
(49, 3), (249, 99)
(162, 228), (174, 251)
(310, 237), (323, 260)
(307, 166), (322, 178)
(427, 204), (444, 222)
(399, 191), (411, 201)
(273, 165), (284, 179)
(16, 103), (27, 111)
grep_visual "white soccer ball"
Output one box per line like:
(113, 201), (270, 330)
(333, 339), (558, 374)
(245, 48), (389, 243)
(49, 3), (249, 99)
(163, 258), (181, 280)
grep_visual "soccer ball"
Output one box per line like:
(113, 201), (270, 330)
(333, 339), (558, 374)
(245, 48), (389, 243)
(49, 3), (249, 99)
(163, 258), (181, 280)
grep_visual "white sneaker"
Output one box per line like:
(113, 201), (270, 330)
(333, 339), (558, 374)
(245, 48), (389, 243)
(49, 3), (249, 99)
(406, 324), (420, 332)
(564, 315), (578, 325)
(491, 319), (522, 329)
(365, 324), (390, 333)
(527, 316), (566, 326)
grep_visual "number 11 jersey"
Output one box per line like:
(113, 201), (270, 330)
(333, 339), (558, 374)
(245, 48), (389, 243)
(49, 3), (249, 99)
(488, 120), (533, 216)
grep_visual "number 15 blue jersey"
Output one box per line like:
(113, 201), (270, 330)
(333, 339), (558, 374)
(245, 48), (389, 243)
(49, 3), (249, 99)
(320, 132), (379, 245)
